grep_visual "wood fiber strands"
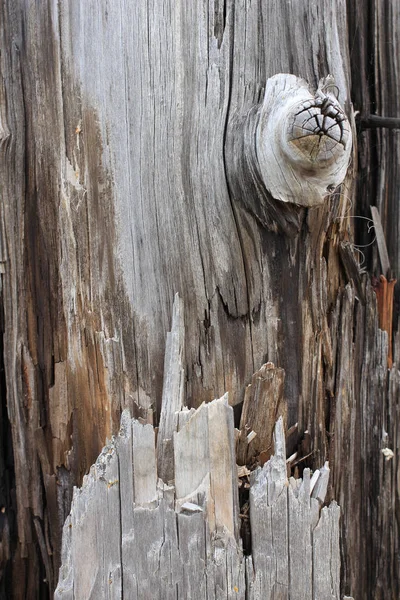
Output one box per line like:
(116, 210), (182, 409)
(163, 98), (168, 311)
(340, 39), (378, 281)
(55, 297), (351, 599)
(55, 412), (348, 600)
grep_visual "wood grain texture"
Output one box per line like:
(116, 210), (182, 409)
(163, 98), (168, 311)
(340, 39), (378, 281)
(236, 362), (286, 466)
(56, 396), (246, 600)
(0, 0), (399, 596)
(56, 411), (345, 600)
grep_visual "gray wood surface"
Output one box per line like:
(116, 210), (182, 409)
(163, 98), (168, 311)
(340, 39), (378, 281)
(55, 409), (346, 599)
(0, 0), (399, 597)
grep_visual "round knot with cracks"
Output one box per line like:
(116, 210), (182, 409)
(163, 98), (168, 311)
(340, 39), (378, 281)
(256, 74), (352, 207)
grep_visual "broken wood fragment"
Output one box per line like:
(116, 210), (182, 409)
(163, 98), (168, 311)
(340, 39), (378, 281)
(236, 363), (286, 467)
(247, 416), (344, 600)
(174, 393), (240, 539)
(371, 206), (391, 278)
(56, 395), (246, 599)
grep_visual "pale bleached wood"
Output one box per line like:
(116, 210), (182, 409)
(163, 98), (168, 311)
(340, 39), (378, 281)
(117, 410), (135, 537)
(311, 461), (330, 503)
(55, 407), (349, 599)
(246, 416), (345, 600)
(288, 472), (313, 600)
(157, 293), (185, 484)
(247, 417), (289, 600)
(174, 393), (239, 539)
(174, 406), (196, 431)
(55, 443), (123, 599)
(55, 396), (246, 599)
(132, 422), (157, 506)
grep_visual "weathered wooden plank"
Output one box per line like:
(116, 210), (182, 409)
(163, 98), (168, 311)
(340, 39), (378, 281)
(174, 394), (239, 538)
(55, 443), (122, 599)
(288, 472), (313, 600)
(207, 397), (240, 540)
(247, 417), (289, 600)
(117, 410), (135, 537)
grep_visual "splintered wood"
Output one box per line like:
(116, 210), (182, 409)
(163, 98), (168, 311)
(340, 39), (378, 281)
(55, 412), (349, 599)
(236, 363), (286, 466)
(55, 297), (351, 599)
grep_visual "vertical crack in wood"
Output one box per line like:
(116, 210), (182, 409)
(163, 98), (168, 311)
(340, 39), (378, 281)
(221, 2), (256, 373)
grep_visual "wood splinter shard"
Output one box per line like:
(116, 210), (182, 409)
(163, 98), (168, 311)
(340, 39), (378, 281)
(256, 74), (352, 206)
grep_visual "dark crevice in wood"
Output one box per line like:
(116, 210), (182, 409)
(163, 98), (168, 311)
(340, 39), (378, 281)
(221, 5), (256, 373)
(347, 0), (380, 272)
(0, 287), (14, 599)
(238, 483), (251, 556)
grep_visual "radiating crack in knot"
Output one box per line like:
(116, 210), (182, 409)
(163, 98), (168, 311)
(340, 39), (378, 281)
(287, 94), (350, 163)
(255, 73), (353, 206)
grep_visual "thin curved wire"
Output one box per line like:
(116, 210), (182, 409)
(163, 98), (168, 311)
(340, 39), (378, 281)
(328, 190), (377, 268)
(322, 83), (340, 100)
(335, 215), (376, 248)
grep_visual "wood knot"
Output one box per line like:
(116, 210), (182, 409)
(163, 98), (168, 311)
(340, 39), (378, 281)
(287, 95), (350, 162)
(256, 74), (353, 207)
